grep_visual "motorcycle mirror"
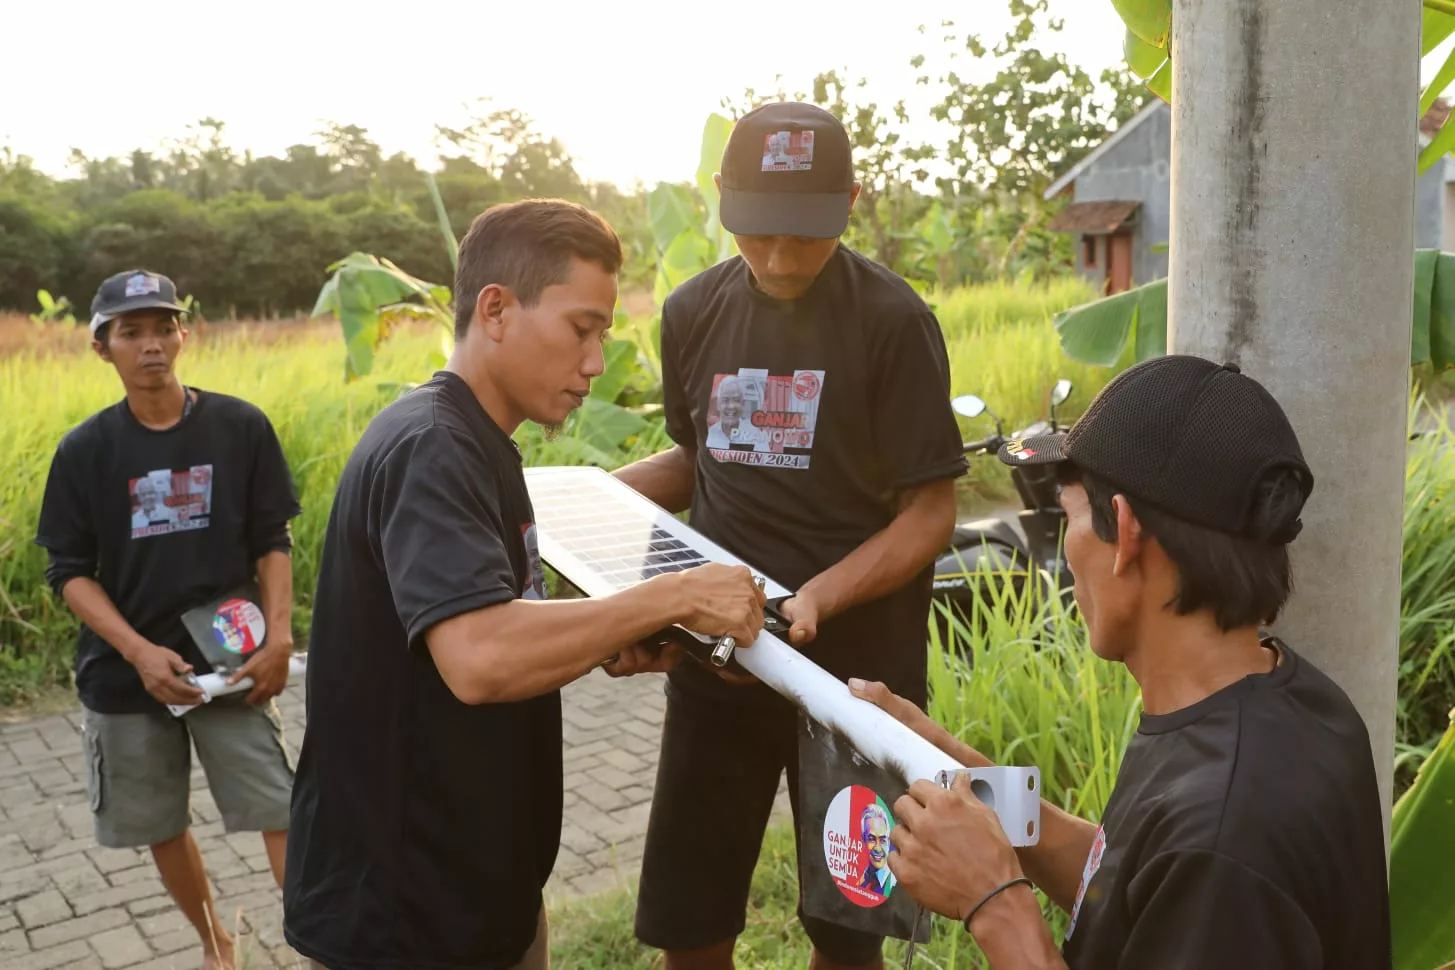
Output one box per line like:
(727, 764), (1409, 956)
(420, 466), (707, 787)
(1051, 379), (1073, 407)
(952, 395), (987, 419)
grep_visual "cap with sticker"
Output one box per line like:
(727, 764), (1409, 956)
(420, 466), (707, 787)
(719, 102), (854, 238)
(89, 268), (188, 336)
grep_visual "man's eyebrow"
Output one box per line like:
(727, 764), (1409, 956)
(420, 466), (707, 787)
(573, 309), (612, 326)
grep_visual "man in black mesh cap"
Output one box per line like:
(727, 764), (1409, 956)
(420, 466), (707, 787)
(849, 355), (1392, 968)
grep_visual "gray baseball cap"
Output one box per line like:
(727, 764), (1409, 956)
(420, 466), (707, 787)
(89, 269), (187, 335)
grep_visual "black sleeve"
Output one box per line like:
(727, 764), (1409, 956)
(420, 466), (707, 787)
(1121, 850), (1324, 969)
(375, 427), (519, 647)
(246, 409), (303, 561)
(870, 307), (969, 491)
(33, 434), (98, 597)
(659, 296), (695, 450)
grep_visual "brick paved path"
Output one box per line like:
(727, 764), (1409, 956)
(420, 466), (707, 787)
(0, 671), (788, 969)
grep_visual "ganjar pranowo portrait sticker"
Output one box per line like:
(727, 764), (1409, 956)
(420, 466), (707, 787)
(212, 598), (266, 657)
(823, 784), (897, 907)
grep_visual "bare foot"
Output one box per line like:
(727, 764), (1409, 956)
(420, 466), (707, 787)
(202, 933), (235, 970)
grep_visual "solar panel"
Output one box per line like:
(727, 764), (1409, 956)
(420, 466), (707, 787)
(523, 465), (1042, 847)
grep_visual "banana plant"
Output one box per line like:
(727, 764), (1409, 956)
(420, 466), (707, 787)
(1109, 1), (1455, 175)
(1389, 709), (1455, 970)
(1052, 250), (1455, 372)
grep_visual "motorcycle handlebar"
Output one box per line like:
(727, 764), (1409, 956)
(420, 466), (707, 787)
(962, 435), (1004, 456)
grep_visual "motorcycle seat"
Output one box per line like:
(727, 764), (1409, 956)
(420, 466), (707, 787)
(952, 517), (1025, 551)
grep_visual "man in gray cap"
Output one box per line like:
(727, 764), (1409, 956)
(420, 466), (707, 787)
(35, 269), (302, 970)
(617, 103), (968, 969)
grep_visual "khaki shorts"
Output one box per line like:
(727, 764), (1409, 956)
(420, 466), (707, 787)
(81, 696), (295, 849)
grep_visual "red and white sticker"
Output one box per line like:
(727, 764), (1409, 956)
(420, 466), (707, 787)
(823, 785), (897, 908)
(761, 130), (815, 172)
(212, 598), (266, 656)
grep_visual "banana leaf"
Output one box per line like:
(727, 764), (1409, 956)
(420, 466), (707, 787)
(1054, 251), (1455, 372)
(1390, 710), (1455, 970)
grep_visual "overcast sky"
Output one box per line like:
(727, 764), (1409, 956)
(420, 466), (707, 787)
(4, 1), (1449, 190)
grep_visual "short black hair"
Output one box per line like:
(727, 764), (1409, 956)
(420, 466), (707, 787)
(452, 199), (623, 340)
(1076, 467), (1302, 631)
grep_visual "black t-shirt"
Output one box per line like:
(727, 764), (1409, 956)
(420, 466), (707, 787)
(1062, 639), (1392, 969)
(33, 389), (301, 714)
(283, 372), (559, 970)
(659, 246), (967, 705)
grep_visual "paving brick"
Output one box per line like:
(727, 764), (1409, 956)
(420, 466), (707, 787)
(10, 738), (52, 763)
(125, 897), (175, 919)
(52, 861), (110, 899)
(1, 924), (30, 952)
(9, 940), (94, 970)
(0, 832), (36, 868)
(28, 908), (131, 950)
(600, 747), (648, 774)
(146, 927), (195, 955)
(0, 912), (20, 933)
(20, 816), (69, 855)
(70, 883), (161, 918)
(88, 924), (152, 968)
(0, 779), (42, 809)
(576, 781), (628, 813)
(58, 957), (104, 970)
(106, 866), (161, 889)
(40, 838), (96, 862)
(18, 889), (73, 929)
(135, 910), (188, 940)
(85, 848), (143, 877)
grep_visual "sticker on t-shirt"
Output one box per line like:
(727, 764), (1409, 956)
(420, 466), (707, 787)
(128, 465), (213, 540)
(521, 523), (548, 600)
(212, 598), (266, 657)
(762, 130), (815, 171)
(1066, 823), (1107, 940)
(706, 368), (825, 469)
(823, 784), (897, 907)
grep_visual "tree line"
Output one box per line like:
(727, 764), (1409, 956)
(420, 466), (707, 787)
(0, 1), (1145, 320)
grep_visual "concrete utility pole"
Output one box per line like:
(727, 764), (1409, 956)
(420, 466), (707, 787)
(1166, 0), (1421, 834)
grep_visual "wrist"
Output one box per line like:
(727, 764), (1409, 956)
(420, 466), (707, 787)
(965, 881), (1045, 956)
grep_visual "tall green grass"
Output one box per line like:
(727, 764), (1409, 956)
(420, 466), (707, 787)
(546, 588), (1135, 968)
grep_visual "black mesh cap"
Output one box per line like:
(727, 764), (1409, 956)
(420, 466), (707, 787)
(997, 355), (1315, 542)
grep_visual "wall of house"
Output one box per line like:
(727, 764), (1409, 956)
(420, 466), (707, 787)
(1416, 159), (1445, 250)
(1068, 104), (1173, 286)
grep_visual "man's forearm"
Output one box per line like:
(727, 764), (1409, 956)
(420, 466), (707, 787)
(255, 550), (294, 650)
(60, 578), (155, 666)
(798, 478), (956, 623)
(1016, 805), (1098, 913)
(970, 885), (1069, 969)
(428, 575), (700, 704)
(614, 445), (696, 513)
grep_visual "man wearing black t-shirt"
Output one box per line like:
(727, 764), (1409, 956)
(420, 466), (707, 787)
(34, 269), (303, 970)
(281, 200), (767, 970)
(616, 103), (968, 969)
(852, 355), (1392, 969)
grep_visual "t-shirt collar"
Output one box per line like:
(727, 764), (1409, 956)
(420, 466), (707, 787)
(1137, 637), (1299, 736)
(435, 370), (523, 461)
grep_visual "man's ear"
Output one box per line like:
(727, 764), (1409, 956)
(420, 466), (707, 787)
(91, 339), (111, 363)
(473, 284), (510, 341)
(1111, 494), (1144, 577)
(849, 181), (862, 213)
(713, 172), (722, 192)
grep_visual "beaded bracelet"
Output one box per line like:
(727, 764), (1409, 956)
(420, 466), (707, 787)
(962, 876), (1034, 934)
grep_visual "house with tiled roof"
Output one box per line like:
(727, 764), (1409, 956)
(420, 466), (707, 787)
(1043, 99), (1455, 295)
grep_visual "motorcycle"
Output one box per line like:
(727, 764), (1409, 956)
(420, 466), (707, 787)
(930, 378), (1077, 652)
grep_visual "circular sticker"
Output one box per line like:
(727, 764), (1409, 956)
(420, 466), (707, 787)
(212, 599), (266, 656)
(822, 784), (897, 908)
(793, 371), (821, 401)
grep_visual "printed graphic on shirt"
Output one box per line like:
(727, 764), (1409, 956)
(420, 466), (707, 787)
(521, 523), (548, 600)
(1065, 823), (1107, 940)
(762, 130), (815, 171)
(129, 465), (213, 539)
(705, 368), (825, 469)
(823, 784), (897, 907)
(212, 598), (266, 658)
